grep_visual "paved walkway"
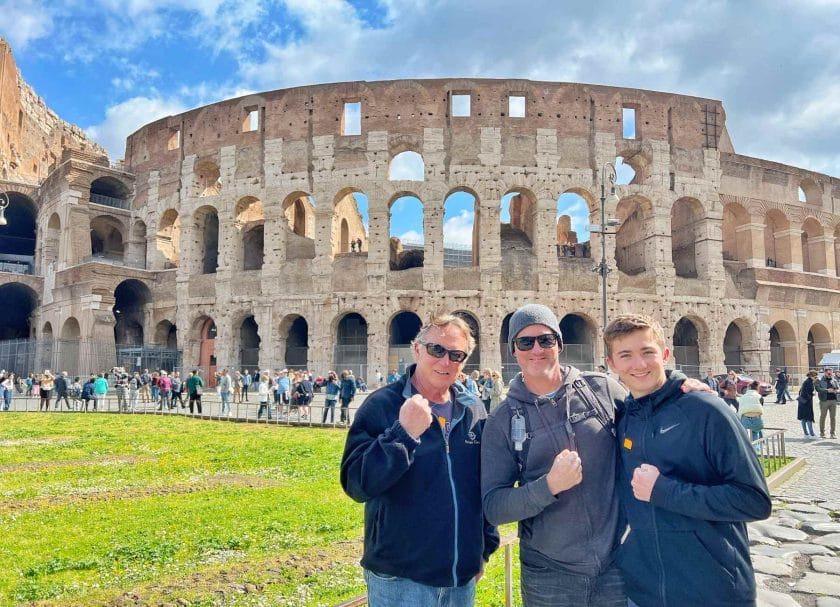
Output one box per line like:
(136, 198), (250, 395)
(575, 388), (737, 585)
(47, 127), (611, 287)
(752, 399), (840, 606)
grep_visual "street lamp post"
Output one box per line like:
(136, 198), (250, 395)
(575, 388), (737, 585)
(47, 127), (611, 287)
(596, 164), (620, 369)
(0, 191), (9, 226)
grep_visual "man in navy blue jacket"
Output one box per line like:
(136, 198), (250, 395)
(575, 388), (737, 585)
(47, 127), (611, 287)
(340, 314), (499, 606)
(605, 314), (772, 607)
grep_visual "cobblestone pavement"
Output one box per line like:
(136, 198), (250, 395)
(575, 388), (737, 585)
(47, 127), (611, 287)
(754, 399), (840, 606)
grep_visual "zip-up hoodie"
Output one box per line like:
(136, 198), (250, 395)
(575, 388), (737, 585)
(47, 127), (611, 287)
(616, 374), (772, 607)
(340, 365), (499, 587)
(481, 367), (627, 576)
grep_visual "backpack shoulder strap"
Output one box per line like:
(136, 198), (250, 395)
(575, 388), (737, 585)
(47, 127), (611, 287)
(506, 399), (531, 486)
(571, 373), (616, 435)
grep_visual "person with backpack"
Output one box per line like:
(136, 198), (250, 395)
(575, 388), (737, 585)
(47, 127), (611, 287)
(481, 304), (710, 607)
(81, 376), (96, 412)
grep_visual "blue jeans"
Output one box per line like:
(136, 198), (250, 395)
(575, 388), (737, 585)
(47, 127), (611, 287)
(220, 391), (230, 415)
(3, 388), (11, 410)
(740, 415), (764, 441)
(152, 385), (160, 401)
(520, 557), (625, 607)
(363, 569), (475, 607)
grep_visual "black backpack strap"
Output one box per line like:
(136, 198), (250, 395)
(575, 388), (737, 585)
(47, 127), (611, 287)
(571, 374), (616, 437)
(507, 400), (531, 486)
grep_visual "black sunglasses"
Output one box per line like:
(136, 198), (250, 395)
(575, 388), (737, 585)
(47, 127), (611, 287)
(417, 341), (469, 363)
(514, 333), (559, 351)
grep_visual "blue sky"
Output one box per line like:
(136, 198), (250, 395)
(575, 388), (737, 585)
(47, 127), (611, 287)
(2, 0), (839, 242)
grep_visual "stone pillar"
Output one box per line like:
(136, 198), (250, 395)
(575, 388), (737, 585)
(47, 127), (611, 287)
(738, 221), (766, 267)
(366, 190), (388, 293)
(812, 232), (834, 275)
(255, 305), (273, 371)
(367, 310), (388, 385)
(776, 226), (800, 271)
(423, 197), (444, 292)
(261, 205), (284, 272)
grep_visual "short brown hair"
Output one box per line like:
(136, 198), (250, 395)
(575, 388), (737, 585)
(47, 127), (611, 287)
(414, 313), (476, 354)
(604, 313), (666, 356)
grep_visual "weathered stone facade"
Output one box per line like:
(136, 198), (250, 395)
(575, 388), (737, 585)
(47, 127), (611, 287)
(2, 50), (839, 379)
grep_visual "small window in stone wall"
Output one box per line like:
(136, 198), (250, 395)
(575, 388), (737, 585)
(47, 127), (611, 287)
(622, 107), (637, 139)
(451, 94), (470, 117)
(509, 95), (526, 118)
(167, 128), (180, 151)
(242, 107), (259, 133)
(798, 187), (807, 203)
(342, 102), (361, 135)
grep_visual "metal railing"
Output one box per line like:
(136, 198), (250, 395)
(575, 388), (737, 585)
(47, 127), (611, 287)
(84, 253), (146, 269)
(753, 428), (787, 475)
(90, 192), (131, 209)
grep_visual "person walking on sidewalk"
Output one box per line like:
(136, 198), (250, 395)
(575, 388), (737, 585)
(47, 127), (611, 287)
(797, 370), (817, 437)
(775, 367), (789, 404)
(815, 368), (838, 438)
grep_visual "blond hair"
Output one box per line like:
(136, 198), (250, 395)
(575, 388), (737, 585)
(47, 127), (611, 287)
(603, 313), (666, 356)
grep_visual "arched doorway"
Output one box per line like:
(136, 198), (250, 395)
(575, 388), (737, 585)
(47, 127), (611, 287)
(808, 324), (832, 369)
(0, 283), (38, 373)
(453, 311), (480, 374)
(389, 311), (422, 374)
(335, 313), (368, 377)
(673, 318), (700, 377)
(769, 321), (796, 371)
(723, 322), (745, 370)
(239, 316), (261, 370)
(0, 192), (37, 274)
(559, 314), (595, 369)
(198, 318), (217, 385)
(113, 280), (153, 370)
(286, 317), (309, 370)
(500, 313), (518, 382)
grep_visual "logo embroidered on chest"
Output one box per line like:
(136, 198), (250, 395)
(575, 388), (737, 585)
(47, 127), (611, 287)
(659, 423), (680, 434)
(464, 430), (480, 445)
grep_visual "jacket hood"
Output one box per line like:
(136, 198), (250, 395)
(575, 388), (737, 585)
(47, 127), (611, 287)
(625, 370), (687, 412)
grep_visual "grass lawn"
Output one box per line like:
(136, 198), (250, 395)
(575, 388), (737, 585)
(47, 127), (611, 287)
(0, 414), (522, 606)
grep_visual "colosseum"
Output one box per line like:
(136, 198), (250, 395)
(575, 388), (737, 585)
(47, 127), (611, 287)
(2, 37), (839, 383)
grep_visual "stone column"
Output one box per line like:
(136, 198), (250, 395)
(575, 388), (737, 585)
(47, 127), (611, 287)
(366, 189), (388, 293)
(775, 226), (801, 271)
(423, 197), (444, 292)
(737, 221), (766, 267)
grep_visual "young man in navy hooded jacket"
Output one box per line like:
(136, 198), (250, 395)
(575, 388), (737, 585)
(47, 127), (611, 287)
(605, 314), (772, 607)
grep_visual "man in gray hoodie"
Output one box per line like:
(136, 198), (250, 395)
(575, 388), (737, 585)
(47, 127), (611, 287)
(481, 304), (627, 606)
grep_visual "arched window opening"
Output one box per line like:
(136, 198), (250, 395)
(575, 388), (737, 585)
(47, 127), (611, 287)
(239, 316), (261, 369)
(559, 314), (595, 369)
(335, 313), (368, 377)
(389, 311), (422, 374)
(156, 209), (181, 267)
(388, 151), (425, 181)
(721, 203), (749, 262)
(723, 323), (744, 370)
(453, 311), (480, 374)
(43, 212), (61, 269)
(194, 159), (221, 197)
(808, 324), (832, 369)
(333, 191), (368, 257)
(801, 218), (826, 274)
(0, 193), (37, 274)
(0, 283), (38, 340)
(286, 317), (309, 370)
(501, 190), (536, 250)
(235, 197), (265, 271)
(769, 322), (797, 371)
(615, 199), (647, 275)
(90, 216), (125, 262)
(799, 179), (821, 206)
(673, 318), (700, 377)
(243, 226), (265, 271)
(764, 211), (791, 269)
(90, 177), (130, 209)
(614, 156), (636, 185)
(556, 191), (591, 258)
(196, 208), (219, 274)
(198, 318), (217, 380)
(444, 191), (478, 267)
(389, 195), (424, 271)
(283, 194), (315, 238)
(671, 198), (704, 279)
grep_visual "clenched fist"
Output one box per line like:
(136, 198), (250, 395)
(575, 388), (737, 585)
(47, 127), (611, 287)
(631, 463), (660, 502)
(546, 449), (583, 495)
(399, 394), (433, 439)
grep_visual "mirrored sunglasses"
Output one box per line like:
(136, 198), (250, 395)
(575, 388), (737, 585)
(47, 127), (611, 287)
(418, 341), (468, 363)
(514, 333), (559, 351)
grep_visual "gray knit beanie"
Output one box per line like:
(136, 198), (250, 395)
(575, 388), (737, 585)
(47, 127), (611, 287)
(508, 304), (563, 353)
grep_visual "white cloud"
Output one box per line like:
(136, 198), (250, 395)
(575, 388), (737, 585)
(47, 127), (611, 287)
(388, 152), (424, 181)
(85, 96), (186, 160)
(444, 210), (474, 247)
(397, 229), (423, 245)
(0, 2), (54, 50)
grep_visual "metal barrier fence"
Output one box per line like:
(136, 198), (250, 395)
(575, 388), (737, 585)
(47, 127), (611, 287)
(754, 428), (787, 475)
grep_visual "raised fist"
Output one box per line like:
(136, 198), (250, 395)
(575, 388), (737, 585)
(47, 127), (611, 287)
(546, 449), (583, 495)
(399, 394), (433, 439)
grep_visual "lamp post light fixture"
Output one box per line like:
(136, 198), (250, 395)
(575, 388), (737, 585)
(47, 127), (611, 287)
(0, 191), (9, 227)
(594, 163), (621, 368)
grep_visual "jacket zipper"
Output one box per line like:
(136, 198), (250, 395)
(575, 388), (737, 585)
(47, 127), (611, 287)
(442, 406), (466, 587)
(640, 404), (667, 607)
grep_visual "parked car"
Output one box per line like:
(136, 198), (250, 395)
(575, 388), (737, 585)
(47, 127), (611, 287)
(715, 374), (772, 397)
